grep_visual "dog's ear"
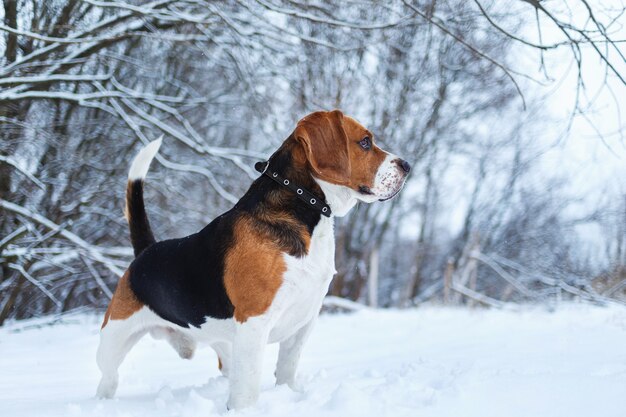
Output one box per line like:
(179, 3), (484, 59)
(294, 110), (351, 185)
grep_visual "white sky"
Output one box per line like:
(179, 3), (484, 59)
(521, 0), (626, 263)
(525, 1), (625, 193)
(398, 2), (625, 265)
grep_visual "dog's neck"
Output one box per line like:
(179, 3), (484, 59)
(265, 137), (358, 218)
(314, 179), (358, 217)
(232, 138), (325, 242)
(263, 138), (325, 203)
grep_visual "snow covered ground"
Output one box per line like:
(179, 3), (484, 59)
(1, 303), (626, 417)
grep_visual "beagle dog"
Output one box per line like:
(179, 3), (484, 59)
(96, 110), (410, 409)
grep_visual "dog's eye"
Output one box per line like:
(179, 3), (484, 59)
(359, 137), (371, 150)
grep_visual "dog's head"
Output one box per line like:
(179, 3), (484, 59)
(293, 110), (410, 215)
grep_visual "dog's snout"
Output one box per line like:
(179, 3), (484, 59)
(395, 159), (411, 173)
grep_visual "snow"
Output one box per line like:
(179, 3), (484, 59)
(1, 304), (626, 417)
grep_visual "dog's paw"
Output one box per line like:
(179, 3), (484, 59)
(177, 344), (195, 360)
(96, 376), (118, 399)
(276, 376), (304, 392)
(226, 395), (256, 411)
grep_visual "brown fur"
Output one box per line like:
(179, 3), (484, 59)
(253, 208), (312, 255)
(295, 111), (386, 190)
(224, 216), (288, 323)
(101, 271), (144, 329)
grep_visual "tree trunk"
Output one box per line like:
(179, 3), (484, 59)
(3, 0), (18, 63)
(368, 247), (379, 307)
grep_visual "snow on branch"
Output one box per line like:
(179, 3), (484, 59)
(323, 296), (369, 312)
(250, 0), (413, 30)
(0, 86), (197, 104)
(0, 74), (111, 86)
(469, 251), (624, 307)
(8, 263), (62, 309)
(0, 200), (124, 276)
(102, 92), (240, 203)
(0, 155), (45, 189)
(451, 283), (512, 309)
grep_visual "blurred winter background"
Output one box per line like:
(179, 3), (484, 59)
(0, 0), (625, 323)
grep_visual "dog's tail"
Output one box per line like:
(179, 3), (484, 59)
(125, 137), (162, 257)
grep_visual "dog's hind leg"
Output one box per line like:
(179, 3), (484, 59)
(96, 317), (147, 399)
(151, 327), (196, 359)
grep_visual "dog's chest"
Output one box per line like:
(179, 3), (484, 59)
(268, 217), (336, 342)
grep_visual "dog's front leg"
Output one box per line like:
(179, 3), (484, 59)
(227, 316), (270, 410)
(275, 317), (316, 389)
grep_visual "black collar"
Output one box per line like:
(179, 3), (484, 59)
(254, 161), (332, 217)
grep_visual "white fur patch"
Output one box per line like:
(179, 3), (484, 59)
(315, 179), (360, 217)
(370, 153), (406, 201)
(128, 137), (162, 181)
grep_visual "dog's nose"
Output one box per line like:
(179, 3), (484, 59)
(398, 159), (411, 173)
